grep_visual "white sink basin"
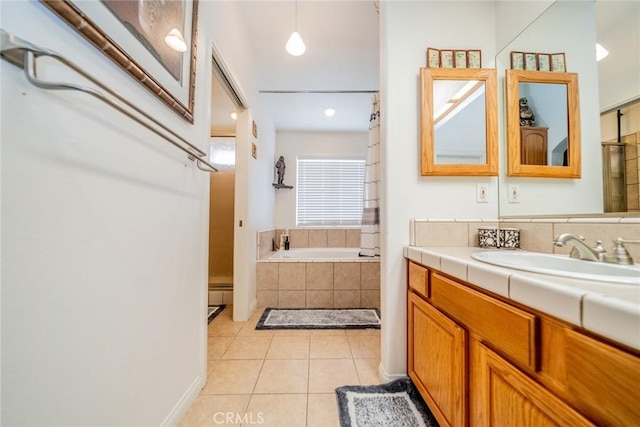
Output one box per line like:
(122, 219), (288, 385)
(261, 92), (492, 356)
(471, 250), (640, 285)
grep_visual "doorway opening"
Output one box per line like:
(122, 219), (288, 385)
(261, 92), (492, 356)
(208, 51), (246, 306)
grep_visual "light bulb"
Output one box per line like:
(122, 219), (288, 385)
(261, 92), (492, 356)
(596, 43), (609, 62)
(286, 31), (306, 56)
(165, 28), (187, 52)
(324, 108), (336, 117)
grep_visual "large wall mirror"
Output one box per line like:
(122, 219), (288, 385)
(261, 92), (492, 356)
(494, 1), (639, 217)
(420, 68), (498, 176)
(505, 69), (580, 178)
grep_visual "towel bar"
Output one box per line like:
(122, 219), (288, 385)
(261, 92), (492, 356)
(0, 29), (218, 173)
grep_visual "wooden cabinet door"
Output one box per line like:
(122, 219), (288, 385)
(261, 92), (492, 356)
(471, 339), (593, 427)
(408, 291), (466, 427)
(520, 127), (548, 165)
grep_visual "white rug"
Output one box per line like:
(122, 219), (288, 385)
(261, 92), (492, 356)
(255, 308), (381, 330)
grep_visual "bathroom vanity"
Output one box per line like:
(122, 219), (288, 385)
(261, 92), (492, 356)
(405, 247), (640, 427)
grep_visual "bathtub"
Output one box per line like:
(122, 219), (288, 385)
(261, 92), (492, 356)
(256, 247), (380, 309)
(267, 247), (377, 262)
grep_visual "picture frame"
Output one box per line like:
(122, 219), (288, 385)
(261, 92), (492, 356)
(252, 143), (257, 159)
(510, 52), (524, 70)
(440, 50), (454, 68)
(537, 53), (551, 72)
(252, 120), (258, 138)
(467, 50), (481, 68)
(551, 53), (566, 72)
(524, 53), (538, 71)
(427, 48), (440, 68)
(40, 0), (199, 123)
(454, 50), (467, 68)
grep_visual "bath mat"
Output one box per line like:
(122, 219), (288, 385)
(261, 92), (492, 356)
(255, 308), (381, 330)
(207, 305), (226, 324)
(335, 378), (438, 427)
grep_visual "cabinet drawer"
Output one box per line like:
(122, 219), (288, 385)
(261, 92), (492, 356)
(431, 272), (538, 370)
(408, 261), (428, 298)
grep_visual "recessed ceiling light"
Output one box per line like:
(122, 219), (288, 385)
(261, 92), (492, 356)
(230, 112), (237, 120)
(596, 43), (609, 62)
(324, 108), (336, 117)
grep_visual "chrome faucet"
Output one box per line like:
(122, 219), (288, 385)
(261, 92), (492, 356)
(552, 233), (602, 262)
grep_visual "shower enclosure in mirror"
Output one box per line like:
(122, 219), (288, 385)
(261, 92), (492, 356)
(420, 68), (498, 176)
(506, 69), (581, 178)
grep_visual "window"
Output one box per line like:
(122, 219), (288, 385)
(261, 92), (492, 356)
(297, 158), (366, 226)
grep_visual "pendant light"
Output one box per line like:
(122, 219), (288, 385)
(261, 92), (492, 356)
(286, 0), (306, 56)
(165, 28), (187, 52)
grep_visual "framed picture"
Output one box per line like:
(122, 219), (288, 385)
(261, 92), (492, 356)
(524, 53), (538, 71)
(551, 53), (566, 72)
(252, 120), (258, 138)
(41, 0), (199, 123)
(440, 50), (454, 68)
(537, 53), (551, 72)
(510, 52), (524, 70)
(467, 50), (481, 68)
(427, 48), (440, 68)
(252, 143), (257, 159)
(454, 50), (467, 68)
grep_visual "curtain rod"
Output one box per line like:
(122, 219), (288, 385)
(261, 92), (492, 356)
(259, 90), (379, 94)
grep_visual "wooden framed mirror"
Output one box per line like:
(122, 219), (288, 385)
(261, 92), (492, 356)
(420, 68), (498, 176)
(506, 69), (581, 178)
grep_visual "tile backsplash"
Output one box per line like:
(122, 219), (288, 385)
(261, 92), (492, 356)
(411, 217), (640, 261)
(257, 228), (361, 259)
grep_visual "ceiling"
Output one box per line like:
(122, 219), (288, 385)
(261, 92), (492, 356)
(210, 1), (638, 135)
(210, 0), (380, 135)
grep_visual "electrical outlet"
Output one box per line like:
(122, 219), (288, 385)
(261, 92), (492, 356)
(476, 184), (489, 203)
(508, 184), (520, 203)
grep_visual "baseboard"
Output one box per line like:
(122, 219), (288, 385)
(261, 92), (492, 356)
(160, 374), (204, 427)
(378, 361), (407, 383)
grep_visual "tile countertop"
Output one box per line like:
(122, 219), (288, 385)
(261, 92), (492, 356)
(404, 246), (640, 352)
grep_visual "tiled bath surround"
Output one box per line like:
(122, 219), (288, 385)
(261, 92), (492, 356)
(256, 262), (380, 309)
(410, 217), (640, 261)
(257, 228), (362, 260)
(256, 228), (379, 309)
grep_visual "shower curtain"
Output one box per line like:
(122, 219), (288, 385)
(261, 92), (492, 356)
(360, 93), (380, 257)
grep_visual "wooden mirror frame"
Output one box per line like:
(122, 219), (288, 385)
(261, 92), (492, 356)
(420, 68), (498, 176)
(506, 69), (581, 178)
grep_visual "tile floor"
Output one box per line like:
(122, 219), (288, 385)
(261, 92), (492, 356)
(179, 306), (381, 427)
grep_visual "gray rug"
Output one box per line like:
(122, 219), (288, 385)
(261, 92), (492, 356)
(207, 305), (225, 324)
(255, 308), (381, 330)
(335, 378), (438, 427)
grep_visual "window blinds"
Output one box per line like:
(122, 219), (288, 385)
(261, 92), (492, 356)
(297, 159), (365, 226)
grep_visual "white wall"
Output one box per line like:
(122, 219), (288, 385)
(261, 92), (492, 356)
(380, 1), (499, 379)
(597, 4), (640, 112)
(274, 131), (368, 229)
(1, 1), (275, 425)
(494, 1), (555, 54)
(496, 1), (602, 216)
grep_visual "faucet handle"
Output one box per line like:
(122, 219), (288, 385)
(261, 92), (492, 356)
(593, 240), (607, 259)
(609, 238), (638, 265)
